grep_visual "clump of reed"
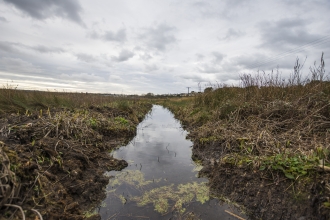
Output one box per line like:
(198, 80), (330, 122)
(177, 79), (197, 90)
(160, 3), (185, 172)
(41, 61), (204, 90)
(162, 53), (330, 179)
(195, 53), (328, 112)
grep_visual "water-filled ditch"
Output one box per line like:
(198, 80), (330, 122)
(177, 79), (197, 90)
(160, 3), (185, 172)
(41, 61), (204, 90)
(97, 105), (245, 219)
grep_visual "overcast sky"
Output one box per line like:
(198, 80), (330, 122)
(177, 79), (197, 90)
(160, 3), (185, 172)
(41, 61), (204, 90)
(0, 0), (329, 94)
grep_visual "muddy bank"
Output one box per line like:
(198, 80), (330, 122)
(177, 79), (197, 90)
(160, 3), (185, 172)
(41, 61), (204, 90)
(193, 143), (329, 220)
(0, 103), (152, 220)
(161, 98), (330, 220)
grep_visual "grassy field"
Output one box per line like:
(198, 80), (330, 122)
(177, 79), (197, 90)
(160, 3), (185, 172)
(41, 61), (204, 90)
(162, 79), (330, 175)
(0, 84), (142, 114)
(162, 56), (330, 176)
(158, 56), (330, 219)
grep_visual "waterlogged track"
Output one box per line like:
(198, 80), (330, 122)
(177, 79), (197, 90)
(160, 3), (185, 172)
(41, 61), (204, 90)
(98, 105), (246, 220)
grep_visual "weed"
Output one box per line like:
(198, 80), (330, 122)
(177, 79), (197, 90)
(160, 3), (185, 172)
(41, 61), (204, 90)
(117, 100), (131, 111)
(260, 154), (318, 179)
(89, 117), (98, 128)
(84, 209), (98, 218)
(199, 136), (217, 144)
(10, 163), (19, 172)
(197, 111), (210, 124)
(115, 117), (129, 125)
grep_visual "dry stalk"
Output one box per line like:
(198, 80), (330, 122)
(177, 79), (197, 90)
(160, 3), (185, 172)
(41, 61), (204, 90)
(31, 209), (43, 220)
(0, 143), (20, 208)
(4, 204), (25, 220)
(225, 210), (246, 220)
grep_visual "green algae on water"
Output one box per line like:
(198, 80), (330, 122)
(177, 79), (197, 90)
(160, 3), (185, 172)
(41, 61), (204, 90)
(108, 170), (159, 188)
(132, 182), (209, 214)
(107, 170), (210, 215)
(118, 194), (127, 204)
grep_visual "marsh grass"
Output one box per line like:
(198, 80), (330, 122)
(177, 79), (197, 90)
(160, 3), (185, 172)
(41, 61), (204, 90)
(161, 54), (330, 181)
(0, 85), (142, 114)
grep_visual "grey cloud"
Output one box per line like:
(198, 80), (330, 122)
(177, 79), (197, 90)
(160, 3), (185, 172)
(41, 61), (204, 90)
(232, 54), (266, 69)
(192, 1), (210, 8)
(89, 28), (127, 43)
(60, 73), (103, 82)
(275, 18), (305, 29)
(181, 74), (204, 82)
(141, 24), (177, 51)
(222, 0), (253, 18)
(195, 53), (204, 60)
(212, 52), (225, 63)
(197, 63), (222, 73)
(258, 18), (321, 51)
(163, 66), (175, 72)
(104, 29), (126, 42)
(0, 57), (42, 73)
(76, 53), (97, 63)
(31, 45), (65, 53)
(224, 0), (252, 7)
(112, 49), (134, 62)
(192, 0), (252, 20)
(215, 72), (239, 82)
(222, 28), (244, 40)
(0, 16), (8, 22)
(230, 53), (296, 70)
(180, 72), (219, 83)
(281, 0), (305, 5)
(221, 61), (240, 73)
(280, 0), (329, 7)
(88, 31), (99, 39)
(109, 75), (123, 81)
(145, 64), (159, 72)
(195, 52), (224, 73)
(0, 41), (18, 53)
(139, 52), (153, 61)
(134, 47), (153, 61)
(0, 41), (66, 54)
(3, 0), (84, 25)
(191, 1), (216, 18)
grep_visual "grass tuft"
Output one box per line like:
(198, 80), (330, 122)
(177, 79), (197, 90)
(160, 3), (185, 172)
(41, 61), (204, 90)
(159, 53), (330, 179)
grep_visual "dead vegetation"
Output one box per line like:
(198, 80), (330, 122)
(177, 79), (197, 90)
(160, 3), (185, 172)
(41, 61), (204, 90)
(0, 95), (152, 219)
(160, 54), (330, 219)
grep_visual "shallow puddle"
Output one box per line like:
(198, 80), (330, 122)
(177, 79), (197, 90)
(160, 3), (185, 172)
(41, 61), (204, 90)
(97, 105), (245, 219)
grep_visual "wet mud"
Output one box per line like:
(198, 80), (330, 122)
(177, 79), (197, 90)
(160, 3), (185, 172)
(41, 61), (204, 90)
(190, 134), (330, 220)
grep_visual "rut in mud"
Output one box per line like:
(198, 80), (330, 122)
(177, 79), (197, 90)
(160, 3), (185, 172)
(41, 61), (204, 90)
(97, 105), (246, 220)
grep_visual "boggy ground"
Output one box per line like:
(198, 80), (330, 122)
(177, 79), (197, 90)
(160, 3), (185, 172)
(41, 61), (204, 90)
(160, 80), (330, 219)
(0, 102), (152, 220)
(194, 143), (329, 220)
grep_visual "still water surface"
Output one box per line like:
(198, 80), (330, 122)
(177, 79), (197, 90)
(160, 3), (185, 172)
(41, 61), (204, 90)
(98, 105), (244, 219)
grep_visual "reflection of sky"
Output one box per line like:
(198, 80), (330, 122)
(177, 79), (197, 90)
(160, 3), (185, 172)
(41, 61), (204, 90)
(113, 105), (198, 181)
(99, 105), (245, 219)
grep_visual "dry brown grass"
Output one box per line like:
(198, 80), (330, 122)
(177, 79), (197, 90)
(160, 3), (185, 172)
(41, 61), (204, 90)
(0, 88), (152, 219)
(161, 54), (330, 179)
(0, 85), (142, 115)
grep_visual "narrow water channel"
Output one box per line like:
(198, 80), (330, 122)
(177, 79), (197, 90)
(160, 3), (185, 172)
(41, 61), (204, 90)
(98, 105), (244, 219)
